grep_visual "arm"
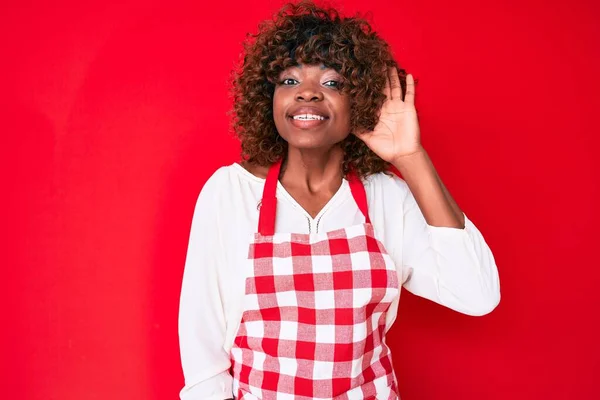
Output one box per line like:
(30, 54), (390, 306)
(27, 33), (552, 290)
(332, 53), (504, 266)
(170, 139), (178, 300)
(393, 148), (465, 228)
(356, 68), (499, 315)
(396, 172), (501, 316)
(178, 170), (234, 400)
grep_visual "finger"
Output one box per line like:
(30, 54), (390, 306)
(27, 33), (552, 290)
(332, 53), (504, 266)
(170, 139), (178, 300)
(404, 73), (415, 104)
(388, 67), (402, 100)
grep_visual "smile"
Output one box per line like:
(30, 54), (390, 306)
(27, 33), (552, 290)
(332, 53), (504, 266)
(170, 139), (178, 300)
(291, 114), (327, 121)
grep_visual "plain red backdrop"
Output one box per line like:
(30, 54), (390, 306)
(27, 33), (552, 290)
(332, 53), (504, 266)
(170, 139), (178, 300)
(1, 0), (599, 399)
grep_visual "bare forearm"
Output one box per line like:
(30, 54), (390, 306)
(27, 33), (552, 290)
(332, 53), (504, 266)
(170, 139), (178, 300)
(393, 148), (465, 228)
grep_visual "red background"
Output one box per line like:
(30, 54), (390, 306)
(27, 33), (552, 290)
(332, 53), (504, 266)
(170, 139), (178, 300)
(2, 0), (599, 399)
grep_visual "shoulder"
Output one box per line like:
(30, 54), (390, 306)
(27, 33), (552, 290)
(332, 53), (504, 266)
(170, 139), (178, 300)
(238, 160), (269, 179)
(364, 171), (411, 200)
(201, 163), (265, 191)
(195, 162), (265, 208)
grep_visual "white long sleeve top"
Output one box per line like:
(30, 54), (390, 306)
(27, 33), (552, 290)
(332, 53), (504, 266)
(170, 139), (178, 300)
(178, 163), (501, 400)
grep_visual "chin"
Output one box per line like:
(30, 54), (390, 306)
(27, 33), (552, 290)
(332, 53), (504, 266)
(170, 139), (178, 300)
(278, 129), (349, 151)
(283, 133), (329, 150)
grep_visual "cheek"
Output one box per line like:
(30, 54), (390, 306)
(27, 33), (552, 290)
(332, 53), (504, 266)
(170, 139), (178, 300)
(272, 90), (287, 121)
(272, 91), (281, 114)
(337, 98), (352, 130)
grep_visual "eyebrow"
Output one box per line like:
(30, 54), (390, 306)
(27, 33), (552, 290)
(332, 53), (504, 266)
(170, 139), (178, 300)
(295, 64), (329, 70)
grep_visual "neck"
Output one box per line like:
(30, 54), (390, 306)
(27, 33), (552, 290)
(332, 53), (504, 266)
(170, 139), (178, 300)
(281, 146), (345, 194)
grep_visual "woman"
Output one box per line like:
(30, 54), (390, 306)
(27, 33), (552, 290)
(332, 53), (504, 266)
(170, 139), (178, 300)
(178, 2), (500, 399)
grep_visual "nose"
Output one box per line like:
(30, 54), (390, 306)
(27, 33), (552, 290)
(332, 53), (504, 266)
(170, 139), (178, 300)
(295, 82), (324, 102)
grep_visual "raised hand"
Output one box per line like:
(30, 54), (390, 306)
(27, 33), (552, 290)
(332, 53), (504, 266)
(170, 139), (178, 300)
(354, 67), (422, 164)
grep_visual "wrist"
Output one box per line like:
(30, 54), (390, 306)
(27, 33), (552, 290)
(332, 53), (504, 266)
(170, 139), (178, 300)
(391, 146), (428, 172)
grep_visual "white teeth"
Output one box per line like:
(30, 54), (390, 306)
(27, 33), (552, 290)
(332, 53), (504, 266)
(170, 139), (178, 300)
(292, 114), (326, 120)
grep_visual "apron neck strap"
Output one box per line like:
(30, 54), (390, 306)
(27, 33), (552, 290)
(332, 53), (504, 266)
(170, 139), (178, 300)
(257, 158), (283, 236)
(257, 159), (372, 236)
(347, 169), (371, 225)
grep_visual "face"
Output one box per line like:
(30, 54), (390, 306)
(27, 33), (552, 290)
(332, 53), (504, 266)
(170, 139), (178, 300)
(273, 64), (351, 151)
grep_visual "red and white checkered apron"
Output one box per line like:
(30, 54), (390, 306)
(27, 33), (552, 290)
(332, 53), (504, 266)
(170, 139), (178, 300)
(231, 159), (400, 399)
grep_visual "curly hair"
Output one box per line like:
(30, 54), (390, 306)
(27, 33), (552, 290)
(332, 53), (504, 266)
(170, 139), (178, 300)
(230, 1), (409, 177)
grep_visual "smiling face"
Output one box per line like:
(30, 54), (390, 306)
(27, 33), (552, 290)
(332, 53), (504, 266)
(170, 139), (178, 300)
(273, 64), (352, 151)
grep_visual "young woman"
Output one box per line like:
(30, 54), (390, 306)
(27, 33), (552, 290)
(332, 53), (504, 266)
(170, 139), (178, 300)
(178, 2), (500, 399)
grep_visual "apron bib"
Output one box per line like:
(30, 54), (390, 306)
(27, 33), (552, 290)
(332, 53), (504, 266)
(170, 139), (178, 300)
(231, 160), (400, 399)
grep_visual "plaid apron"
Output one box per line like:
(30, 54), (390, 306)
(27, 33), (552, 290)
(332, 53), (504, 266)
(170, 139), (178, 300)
(231, 159), (400, 399)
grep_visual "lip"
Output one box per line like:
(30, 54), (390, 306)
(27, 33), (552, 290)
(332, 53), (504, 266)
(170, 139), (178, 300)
(286, 106), (330, 130)
(287, 106), (329, 118)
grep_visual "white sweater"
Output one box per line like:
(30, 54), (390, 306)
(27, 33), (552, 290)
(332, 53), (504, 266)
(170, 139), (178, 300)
(178, 163), (501, 400)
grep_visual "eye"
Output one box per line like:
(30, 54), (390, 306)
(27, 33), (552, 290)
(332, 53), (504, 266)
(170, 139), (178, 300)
(323, 80), (340, 88)
(280, 78), (298, 85)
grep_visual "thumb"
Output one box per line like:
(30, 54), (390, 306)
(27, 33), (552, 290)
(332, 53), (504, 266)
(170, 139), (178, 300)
(352, 128), (372, 141)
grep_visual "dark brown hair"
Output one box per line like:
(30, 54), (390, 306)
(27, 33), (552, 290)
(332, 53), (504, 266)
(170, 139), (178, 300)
(231, 1), (408, 177)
